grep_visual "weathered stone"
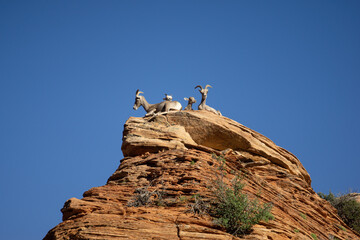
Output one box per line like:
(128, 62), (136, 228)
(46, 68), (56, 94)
(122, 111), (310, 185)
(44, 111), (360, 240)
(121, 115), (197, 157)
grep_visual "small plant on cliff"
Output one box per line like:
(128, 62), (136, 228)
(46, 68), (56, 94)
(188, 194), (209, 215)
(310, 233), (318, 240)
(336, 224), (346, 231)
(318, 191), (360, 234)
(127, 187), (154, 207)
(127, 185), (166, 207)
(209, 155), (274, 236)
(318, 191), (336, 203)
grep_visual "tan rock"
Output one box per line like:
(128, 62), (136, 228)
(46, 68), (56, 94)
(44, 111), (360, 240)
(122, 111), (310, 185)
(121, 115), (197, 157)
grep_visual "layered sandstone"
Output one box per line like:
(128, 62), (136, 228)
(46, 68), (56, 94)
(44, 111), (360, 240)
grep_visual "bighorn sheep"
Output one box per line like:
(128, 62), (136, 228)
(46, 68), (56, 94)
(133, 89), (182, 117)
(184, 97), (196, 110)
(195, 85), (222, 115)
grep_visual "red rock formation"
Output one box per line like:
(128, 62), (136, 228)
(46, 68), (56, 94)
(44, 111), (360, 239)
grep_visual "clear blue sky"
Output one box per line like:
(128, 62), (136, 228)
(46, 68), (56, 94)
(1, 1), (359, 239)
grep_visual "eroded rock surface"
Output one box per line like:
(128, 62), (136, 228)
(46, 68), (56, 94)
(44, 111), (360, 240)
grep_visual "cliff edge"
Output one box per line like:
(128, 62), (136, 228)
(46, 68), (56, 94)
(44, 111), (360, 240)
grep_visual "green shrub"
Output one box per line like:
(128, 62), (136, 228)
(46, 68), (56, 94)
(318, 191), (336, 203)
(210, 155), (274, 236)
(336, 224), (346, 231)
(333, 196), (360, 233)
(318, 191), (360, 234)
(178, 195), (188, 202)
(310, 233), (318, 240)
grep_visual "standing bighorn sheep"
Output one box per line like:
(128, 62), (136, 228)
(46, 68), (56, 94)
(133, 89), (182, 117)
(184, 97), (196, 110)
(195, 85), (222, 115)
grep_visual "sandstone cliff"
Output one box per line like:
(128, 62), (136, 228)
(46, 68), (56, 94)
(44, 111), (360, 240)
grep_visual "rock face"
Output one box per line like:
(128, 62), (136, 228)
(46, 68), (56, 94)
(44, 111), (360, 240)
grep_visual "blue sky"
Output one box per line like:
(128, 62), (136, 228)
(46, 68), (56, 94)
(1, 1), (359, 239)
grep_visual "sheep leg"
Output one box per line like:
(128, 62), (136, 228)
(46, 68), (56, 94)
(145, 109), (156, 117)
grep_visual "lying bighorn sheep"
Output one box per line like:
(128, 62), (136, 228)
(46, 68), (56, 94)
(184, 97), (196, 110)
(195, 85), (222, 115)
(133, 89), (182, 117)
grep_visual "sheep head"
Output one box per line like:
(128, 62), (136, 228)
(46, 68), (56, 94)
(195, 85), (212, 97)
(133, 89), (144, 110)
(184, 97), (196, 104)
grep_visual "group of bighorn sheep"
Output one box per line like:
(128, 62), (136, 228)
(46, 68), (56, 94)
(133, 85), (221, 117)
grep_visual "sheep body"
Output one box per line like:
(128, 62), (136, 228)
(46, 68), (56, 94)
(133, 90), (182, 117)
(184, 97), (196, 110)
(195, 85), (221, 115)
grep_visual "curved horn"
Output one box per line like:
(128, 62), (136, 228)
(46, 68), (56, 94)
(136, 89), (144, 97)
(184, 97), (189, 101)
(205, 85), (212, 89)
(195, 85), (203, 90)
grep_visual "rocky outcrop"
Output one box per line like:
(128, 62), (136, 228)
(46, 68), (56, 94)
(122, 111), (311, 185)
(44, 111), (360, 240)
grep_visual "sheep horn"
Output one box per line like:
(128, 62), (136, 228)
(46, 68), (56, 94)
(136, 89), (144, 97)
(205, 85), (212, 89)
(195, 85), (203, 90)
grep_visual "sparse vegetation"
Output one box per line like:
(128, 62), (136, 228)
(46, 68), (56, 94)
(188, 194), (209, 215)
(209, 155), (274, 236)
(294, 228), (299, 233)
(178, 195), (188, 202)
(318, 191), (360, 233)
(299, 213), (307, 220)
(128, 154), (274, 237)
(127, 185), (166, 207)
(318, 191), (336, 203)
(310, 233), (318, 240)
(337, 224), (346, 231)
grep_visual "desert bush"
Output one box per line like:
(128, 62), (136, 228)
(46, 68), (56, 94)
(188, 194), (209, 215)
(333, 195), (360, 233)
(127, 186), (166, 207)
(310, 233), (318, 240)
(210, 155), (274, 236)
(318, 191), (360, 233)
(317, 191), (336, 203)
